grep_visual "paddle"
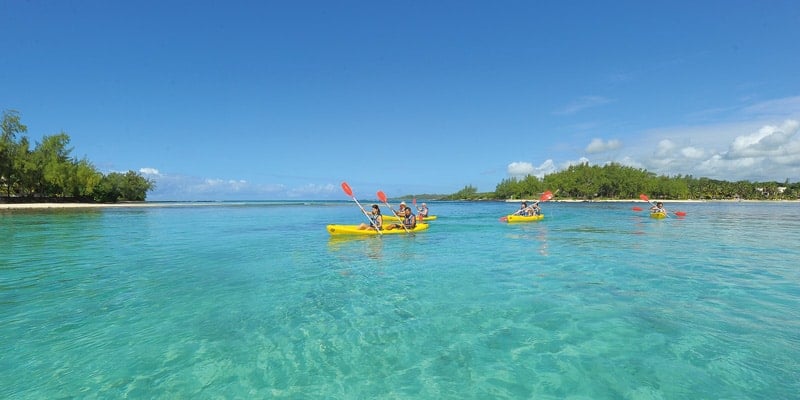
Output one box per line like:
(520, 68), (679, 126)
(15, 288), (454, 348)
(632, 206), (643, 211)
(639, 193), (687, 217)
(500, 190), (553, 222)
(413, 197), (422, 221)
(639, 193), (664, 218)
(341, 182), (382, 235)
(377, 190), (411, 234)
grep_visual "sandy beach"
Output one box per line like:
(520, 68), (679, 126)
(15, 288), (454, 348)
(0, 202), (222, 210)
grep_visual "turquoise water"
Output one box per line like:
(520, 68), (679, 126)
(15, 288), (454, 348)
(2, 201), (799, 399)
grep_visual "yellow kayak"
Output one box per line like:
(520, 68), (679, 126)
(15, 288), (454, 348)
(382, 214), (437, 222)
(326, 223), (430, 236)
(650, 212), (667, 219)
(505, 214), (544, 223)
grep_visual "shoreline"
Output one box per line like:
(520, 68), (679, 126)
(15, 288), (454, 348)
(506, 198), (798, 203)
(2, 199), (798, 210)
(0, 202), (226, 210)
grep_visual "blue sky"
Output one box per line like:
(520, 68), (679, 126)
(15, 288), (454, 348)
(3, 1), (799, 201)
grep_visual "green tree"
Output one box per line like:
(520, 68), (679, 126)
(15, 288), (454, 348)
(94, 170), (154, 202)
(1, 110), (28, 196)
(73, 159), (103, 199)
(120, 170), (154, 201)
(12, 136), (39, 196)
(35, 133), (73, 197)
(446, 184), (479, 200)
(494, 175), (545, 199)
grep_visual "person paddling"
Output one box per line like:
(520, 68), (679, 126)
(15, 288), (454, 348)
(386, 206), (416, 230)
(530, 201), (541, 216)
(650, 201), (667, 214)
(513, 201), (530, 216)
(358, 204), (383, 230)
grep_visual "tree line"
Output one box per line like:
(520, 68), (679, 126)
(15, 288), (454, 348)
(443, 162), (798, 201)
(1, 110), (154, 203)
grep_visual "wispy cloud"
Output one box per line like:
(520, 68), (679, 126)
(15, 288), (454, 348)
(138, 169), (340, 201)
(553, 96), (614, 116)
(743, 96), (800, 117)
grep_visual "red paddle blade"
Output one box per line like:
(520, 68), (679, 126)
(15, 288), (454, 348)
(632, 206), (643, 211)
(639, 194), (650, 202)
(675, 211), (687, 217)
(499, 216), (508, 222)
(376, 190), (388, 203)
(540, 190), (554, 202)
(341, 182), (353, 196)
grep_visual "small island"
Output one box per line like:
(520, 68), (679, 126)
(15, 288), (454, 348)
(410, 163), (798, 203)
(1, 110), (153, 205)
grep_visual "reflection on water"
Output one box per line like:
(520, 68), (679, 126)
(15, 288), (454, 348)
(504, 222), (549, 256)
(327, 235), (385, 261)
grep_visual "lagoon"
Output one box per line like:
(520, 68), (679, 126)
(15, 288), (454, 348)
(2, 201), (799, 398)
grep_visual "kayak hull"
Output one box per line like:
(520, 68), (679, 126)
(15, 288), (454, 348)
(326, 223), (430, 236)
(506, 214), (544, 223)
(382, 214), (437, 222)
(650, 212), (667, 219)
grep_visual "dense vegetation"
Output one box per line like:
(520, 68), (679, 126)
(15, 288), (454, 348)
(1, 110), (154, 203)
(442, 163), (798, 201)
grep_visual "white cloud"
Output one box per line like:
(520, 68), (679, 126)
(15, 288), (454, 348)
(680, 146), (705, 159)
(643, 119), (800, 180)
(507, 160), (557, 178)
(585, 138), (621, 154)
(139, 167), (160, 176)
(728, 120), (799, 158)
(695, 155), (759, 178)
(536, 160), (558, 177)
(616, 156), (644, 169)
(509, 119), (800, 183)
(507, 162), (535, 176)
(655, 139), (677, 157)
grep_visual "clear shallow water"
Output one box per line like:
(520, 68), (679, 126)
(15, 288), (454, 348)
(2, 201), (799, 399)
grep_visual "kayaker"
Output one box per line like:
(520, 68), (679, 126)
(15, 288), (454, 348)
(513, 201), (530, 216)
(650, 201), (667, 214)
(417, 203), (429, 218)
(358, 204), (383, 230)
(387, 206), (416, 230)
